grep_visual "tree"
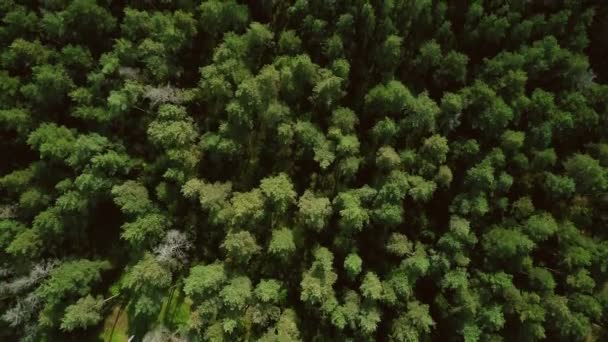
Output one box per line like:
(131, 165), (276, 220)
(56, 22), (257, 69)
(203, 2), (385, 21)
(121, 213), (169, 247)
(6, 229), (41, 257)
(371, 117), (399, 143)
(153, 230), (192, 270)
(229, 189), (266, 227)
(312, 70), (345, 109)
(435, 165), (453, 187)
(334, 192), (369, 233)
(221, 231), (261, 264)
(200, 0), (250, 37)
(378, 35), (403, 72)
(386, 233), (413, 257)
(184, 263), (227, 301)
(21, 64), (73, 106)
(42, 0), (116, 45)
(0, 108), (31, 136)
(331, 107), (358, 133)
(438, 92), (463, 133)
(254, 279), (285, 305)
(300, 247), (337, 308)
(259, 309), (301, 342)
(0, 7), (38, 43)
(415, 40), (442, 72)
(2, 2), (608, 341)
(376, 146), (401, 170)
(278, 30), (302, 54)
(2, 292), (42, 330)
(268, 228), (296, 259)
(544, 173), (576, 199)
(420, 134), (449, 165)
(390, 301), (434, 342)
(500, 130), (525, 153)
(563, 153), (606, 195)
(365, 81), (414, 117)
(297, 190), (332, 232)
(60, 295), (104, 331)
(482, 227), (534, 260)
(407, 176), (436, 203)
(438, 50), (469, 85)
(344, 253), (362, 278)
(260, 173), (297, 214)
(111, 181), (152, 216)
(360, 272), (382, 300)
(400, 93), (439, 137)
(147, 106), (197, 149)
(524, 213), (558, 243)
(511, 197), (535, 219)
(36, 259), (110, 327)
(182, 179), (232, 213)
(464, 81), (513, 135)
(376, 170), (409, 203)
(123, 254), (171, 318)
(220, 276), (252, 310)
(27, 123), (76, 161)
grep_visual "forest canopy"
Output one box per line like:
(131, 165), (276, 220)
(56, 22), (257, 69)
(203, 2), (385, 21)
(1, 0), (608, 341)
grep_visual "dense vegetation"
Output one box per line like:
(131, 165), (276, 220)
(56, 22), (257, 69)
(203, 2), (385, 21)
(1, 0), (608, 341)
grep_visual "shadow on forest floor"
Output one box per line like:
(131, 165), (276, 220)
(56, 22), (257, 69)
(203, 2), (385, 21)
(98, 288), (192, 342)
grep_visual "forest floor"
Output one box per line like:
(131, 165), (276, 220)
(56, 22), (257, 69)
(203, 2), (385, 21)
(98, 288), (191, 341)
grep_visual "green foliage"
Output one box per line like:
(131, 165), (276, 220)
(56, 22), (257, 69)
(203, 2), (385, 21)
(279, 30), (302, 54)
(220, 276), (252, 310)
(222, 230), (261, 264)
(500, 130), (525, 153)
(331, 107), (358, 133)
(121, 213), (169, 247)
(60, 295), (104, 331)
(334, 191), (370, 232)
(123, 253), (171, 318)
(111, 181), (152, 216)
(259, 309), (301, 342)
(27, 123), (76, 160)
(524, 213), (558, 243)
(36, 259), (110, 327)
(200, 0), (249, 37)
(260, 173), (297, 214)
(268, 228), (296, 259)
(378, 35), (403, 71)
(386, 233), (413, 257)
(376, 146), (401, 170)
(390, 301), (434, 342)
(2, 2), (608, 341)
(255, 279), (285, 304)
(360, 272), (383, 300)
(544, 173), (576, 199)
(465, 81), (513, 134)
(184, 263), (226, 300)
(420, 134), (449, 165)
(365, 80), (414, 116)
(229, 189), (266, 227)
(183, 178), (232, 212)
(6, 228), (41, 257)
(21, 64), (74, 106)
(483, 227), (534, 260)
(43, 0), (116, 44)
(148, 106), (197, 148)
(344, 253), (362, 278)
(297, 190), (332, 232)
(407, 175), (436, 203)
(563, 153), (607, 194)
(300, 247), (337, 307)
